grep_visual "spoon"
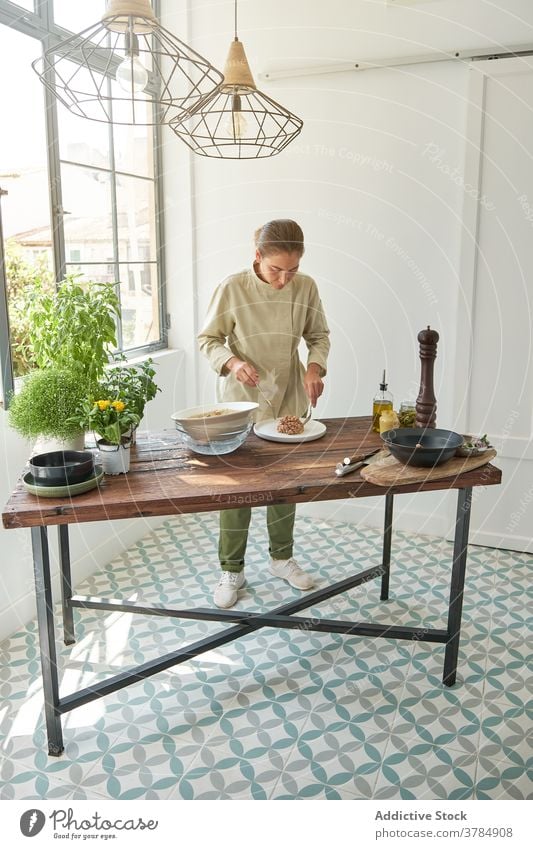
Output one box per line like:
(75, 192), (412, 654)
(254, 381), (276, 418)
(301, 406), (312, 426)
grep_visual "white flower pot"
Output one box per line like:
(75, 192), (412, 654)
(33, 432), (86, 455)
(124, 425), (137, 445)
(97, 440), (131, 475)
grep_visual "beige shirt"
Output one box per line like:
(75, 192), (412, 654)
(198, 267), (330, 421)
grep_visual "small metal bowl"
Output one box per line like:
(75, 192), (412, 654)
(28, 450), (95, 486)
(455, 435), (491, 457)
(381, 428), (463, 468)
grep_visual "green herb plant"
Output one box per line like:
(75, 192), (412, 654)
(4, 241), (55, 377)
(27, 275), (120, 386)
(8, 366), (90, 441)
(101, 356), (160, 421)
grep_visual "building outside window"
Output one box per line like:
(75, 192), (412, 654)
(0, 0), (166, 404)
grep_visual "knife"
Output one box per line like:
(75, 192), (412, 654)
(335, 448), (384, 476)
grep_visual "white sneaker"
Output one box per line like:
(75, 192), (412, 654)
(214, 570), (245, 608)
(269, 557), (314, 590)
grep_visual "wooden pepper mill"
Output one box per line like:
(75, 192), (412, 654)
(415, 326), (439, 428)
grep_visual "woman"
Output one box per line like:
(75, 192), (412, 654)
(198, 220), (330, 608)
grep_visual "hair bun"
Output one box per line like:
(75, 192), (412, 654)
(255, 219), (305, 257)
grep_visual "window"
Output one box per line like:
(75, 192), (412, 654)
(0, 0), (166, 405)
(52, 1), (106, 33)
(0, 21), (53, 397)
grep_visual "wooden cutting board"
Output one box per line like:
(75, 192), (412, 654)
(360, 448), (497, 486)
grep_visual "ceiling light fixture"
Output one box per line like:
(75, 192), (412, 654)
(169, 0), (303, 158)
(32, 0), (223, 126)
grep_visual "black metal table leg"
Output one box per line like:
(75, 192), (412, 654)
(380, 492), (394, 600)
(58, 525), (75, 646)
(443, 487), (472, 687)
(31, 527), (64, 756)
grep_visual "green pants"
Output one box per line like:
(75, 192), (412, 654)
(219, 504), (296, 572)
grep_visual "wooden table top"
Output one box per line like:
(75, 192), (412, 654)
(2, 417), (502, 530)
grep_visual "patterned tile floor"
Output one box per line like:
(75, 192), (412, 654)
(0, 513), (531, 800)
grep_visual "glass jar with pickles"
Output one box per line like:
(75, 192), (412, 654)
(398, 401), (416, 428)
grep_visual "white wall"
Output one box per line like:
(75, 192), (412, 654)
(159, 0), (533, 536)
(0, 349), (186, 642)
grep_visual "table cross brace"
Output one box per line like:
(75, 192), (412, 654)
(31, 489), (472, 756)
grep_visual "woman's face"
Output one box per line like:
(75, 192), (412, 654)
(255, 250), (301, 290)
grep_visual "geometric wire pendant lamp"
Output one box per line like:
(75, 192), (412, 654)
(169, 0), (303, 158)
(31, 0), (223, 126)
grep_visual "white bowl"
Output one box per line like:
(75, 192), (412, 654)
(171, 402), (258, 447)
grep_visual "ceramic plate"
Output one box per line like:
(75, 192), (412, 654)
(254, 419), (327, 443)
(23, 466), (104, 498)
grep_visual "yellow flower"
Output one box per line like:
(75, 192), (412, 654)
(96, 400), (111, 410)
(111, 400), (126, 412)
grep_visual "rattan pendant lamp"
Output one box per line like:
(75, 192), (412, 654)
(32, 0), (223, 125)
(169, 0), (303, 158)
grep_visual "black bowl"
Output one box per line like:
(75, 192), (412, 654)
(28, 450), (95, 486)
(381, 428), (463, 468)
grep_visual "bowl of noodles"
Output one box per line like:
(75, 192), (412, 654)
(171, 402), (259, 454)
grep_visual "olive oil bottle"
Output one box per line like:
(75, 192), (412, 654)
(372, 370), (393, 433)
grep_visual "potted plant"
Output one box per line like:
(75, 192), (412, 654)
(26, 274), (120, 387)
(4, 240), (54, 378)
(8, 366), (90, 452)
(74, 398), (140, 475)
(100, 356), (160, 440)
(8, 273), (122, 453)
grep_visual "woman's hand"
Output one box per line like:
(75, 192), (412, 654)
(225, 357), (259, 387)
(304, 363), (324, 407)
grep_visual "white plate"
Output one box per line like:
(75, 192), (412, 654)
(254, 419), (327, 443)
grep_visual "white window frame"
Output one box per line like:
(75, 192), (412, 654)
(0, 0), (167, 407)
